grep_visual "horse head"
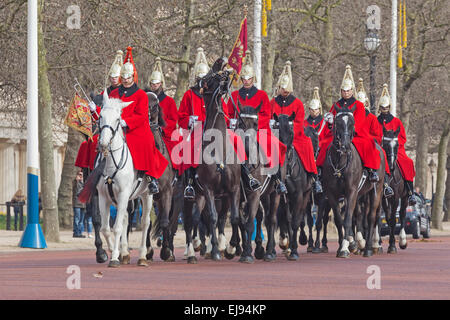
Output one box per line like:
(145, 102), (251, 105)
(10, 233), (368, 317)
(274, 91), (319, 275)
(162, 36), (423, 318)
(98, 89), (133, 152)
(382, 125), (400, 172)
(145, 91), (166, 128)
(273, 112), (295, 149)
(304, 125), (319, 159)
(199, 57), (230, 98)
(239, 100), (262, 131)
(333, 107), (355, 153)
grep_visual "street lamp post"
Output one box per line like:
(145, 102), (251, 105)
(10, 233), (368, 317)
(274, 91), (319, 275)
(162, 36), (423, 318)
(364, 29), (381, 114)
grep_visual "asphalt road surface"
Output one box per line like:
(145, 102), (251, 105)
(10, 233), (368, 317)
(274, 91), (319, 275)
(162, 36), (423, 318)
(1, 236), (449, 302)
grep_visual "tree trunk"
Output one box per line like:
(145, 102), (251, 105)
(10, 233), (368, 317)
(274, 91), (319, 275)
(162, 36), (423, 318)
(414, 118), (429, 195)
(262, 23), (277, 97)
(58, 127), (83, 229)
(173, 0), (194, 106)
(432, 118), (450, 230)
(443, 153), (450, 222)
(38, 0), (59, 242)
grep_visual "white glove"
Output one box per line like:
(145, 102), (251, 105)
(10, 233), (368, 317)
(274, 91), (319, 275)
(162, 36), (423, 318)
(120, 119), (127, 128)
(229, 118), (237, 130)
(324, 112), (334, 124)
(269, 119), (276, 129)
(188, 115), (198, 129)
(88, 101), (97, 112)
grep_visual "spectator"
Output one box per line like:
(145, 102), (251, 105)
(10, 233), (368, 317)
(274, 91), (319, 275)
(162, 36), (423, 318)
(83, 210), (93, 238)
(11, 189), (26, 230)
(414, 186), (426, 203)
(72, 170), (86, 238)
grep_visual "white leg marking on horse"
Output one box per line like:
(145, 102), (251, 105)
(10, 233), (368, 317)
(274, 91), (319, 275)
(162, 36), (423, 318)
(187, 243), (195, 257)
(373, 225), (380, 248)
(206, 238), (212, 254)
(356, 231), (366, 249)
(226, 243), (236, 255)
(399, 228), (407, 246)
(341, 239), (350, 252)
(279, 235), (288, 247)
(218, 234), (227, 251)
(193, 236), (201, 249)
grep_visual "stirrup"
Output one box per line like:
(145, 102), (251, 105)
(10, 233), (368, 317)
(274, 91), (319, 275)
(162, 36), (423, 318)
(148, 178), (159, 194)
(184, 185), (195, 199)
(276, 180), (287, 194)
(384, 184), (394, 198)
(247, 174), (261, 191)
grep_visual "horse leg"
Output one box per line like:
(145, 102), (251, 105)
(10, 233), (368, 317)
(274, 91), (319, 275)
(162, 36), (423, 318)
(137, 194), (152, 266)
(332, 202), (345, 257)
(264, 192), (280, 262)
(355, 198), (367, 253)
(240, 193), (259, 263)
(159, 190), (175, 262)
(313, 198), (324, 253)
(183, 199), (197, 264)
(119, 207), (130, 265)
(364, 191), (377, 257)
(387, 197), (398, 253)
(225, 190), (240, 260)
(192, 203), (202, 252)
(305, 202), (314, 252)
(98, 194), (114, 258)
(90, 192), (108, 263)
(277, 199), (290, 252)
(254, 203), (265, 259)
(217, 200), (229, 255)
(204, 189), (221, 261)
(398, 196), (408, 250)
(108, 195), (129, 267)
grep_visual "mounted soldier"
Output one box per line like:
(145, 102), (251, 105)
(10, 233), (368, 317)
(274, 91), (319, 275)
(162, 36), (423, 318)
(146, 57), (180, 173)
(377, 84), (416, 205)
(304, 87), (324, 133)
(270, 61), (322, 194)
(177, 48), (211, 199)
(316, 65), (382, 184)
(108, 46), (168, 194)
(226, 50), (287, 194)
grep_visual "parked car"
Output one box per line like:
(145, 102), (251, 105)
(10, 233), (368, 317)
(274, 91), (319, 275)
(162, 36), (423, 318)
(379, 195), (431, 239)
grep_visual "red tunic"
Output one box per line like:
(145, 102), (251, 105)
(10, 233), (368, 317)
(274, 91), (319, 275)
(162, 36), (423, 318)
(227, 87), (287, 169)
(157, 92), (180, 170)
(365, 110), (390, 175)
(175, 88), (246, 174)
(378, 114), (415, 181)
(316, 98), (381, 170)
(109, 84), (168, 179)
(271, 95), (317, 174)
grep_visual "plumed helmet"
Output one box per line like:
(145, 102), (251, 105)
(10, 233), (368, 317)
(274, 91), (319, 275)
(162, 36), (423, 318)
(121, 46), (138, 83)
(340, 65), (356, 92)
(108, 50), (123, 78)
(356, 78), (370, 110)
(149, 57), (165, 87)
(308, 87), (322, 113)
(378, 83), (391, 110)
(193, 48), (210, 78)
(240, 50), (255, 81)
(277, 61), (294, 93)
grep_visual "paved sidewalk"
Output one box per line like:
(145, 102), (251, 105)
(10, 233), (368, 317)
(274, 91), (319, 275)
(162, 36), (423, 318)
(1, 222), (449, 253)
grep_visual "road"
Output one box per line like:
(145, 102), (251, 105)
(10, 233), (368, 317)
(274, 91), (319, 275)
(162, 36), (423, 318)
(1, 236), (449, 301)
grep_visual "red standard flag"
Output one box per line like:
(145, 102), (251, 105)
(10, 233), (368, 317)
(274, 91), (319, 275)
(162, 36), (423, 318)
(228, 16), (248, 76)
(64, 93), (93, 138)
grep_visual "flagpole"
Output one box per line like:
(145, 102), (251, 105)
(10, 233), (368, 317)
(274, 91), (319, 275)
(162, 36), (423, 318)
(19, 0), (47, 249)
(390, 0), (398, 117)
(254, 0), (262, 89)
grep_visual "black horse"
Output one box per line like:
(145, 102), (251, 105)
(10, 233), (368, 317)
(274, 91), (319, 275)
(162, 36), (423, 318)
(322, 106), (385, 258)
(381, 126), (409, 253)
(234, 104), (286, 262)
(272, 112), (312, 260)
(182, 58), (241, 263)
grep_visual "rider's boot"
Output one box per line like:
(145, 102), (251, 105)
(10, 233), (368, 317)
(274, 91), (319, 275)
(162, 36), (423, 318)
(383, 175), (394, 198)
(308, 172), (323, 194)
(241, 163), (261, 191)
(274, 169), (287, 195)
(405, 180), (416, 206)
(367, 168), (380, 183)
(147, 176), (159, 194)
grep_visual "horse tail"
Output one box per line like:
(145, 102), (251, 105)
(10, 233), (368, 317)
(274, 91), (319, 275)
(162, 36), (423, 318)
(78, 157), (106, 203)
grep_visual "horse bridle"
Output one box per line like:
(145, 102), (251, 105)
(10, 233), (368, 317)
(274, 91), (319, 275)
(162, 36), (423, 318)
(328, 111), (355, 178)
(382, 136), (400, 184)
(333, 111), (355, 154)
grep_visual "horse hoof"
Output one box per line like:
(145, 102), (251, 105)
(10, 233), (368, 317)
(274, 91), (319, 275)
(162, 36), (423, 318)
(349, 241), (358, 253)
(321, 246), (328, 253)
(160, 248), (172, 261)
(377, 247), (384, 254)
(212, 253), (222, 261)
(96, 251), (108, 264)
(337, 250), (350, 258)
(399, 243), (407, 250)
(137, 259), (148, 267)
(239, 256), (254, 264)
(312, 247), (321, 254)
(120, 255), (131, 265)
(307, 246), (313, 253)
(204, 252), (211, 260)
(373, 247), (379, 254)
(108, 260), (120, 268)
(264, 253), (276, 262)
(388, 246), (397, 254)
(187, 256), (197, 264)
(146, 248), (154, 261)
(288, 253), (299, 261)
(235, 246), (242, 257)
(194, 244), (202, 252)
(279, 243), (289, 251)
(224, 250), (235, 260)
(254, 247), (265, 260)
(299, 232), (308, 246)
(363, 249), (373, 257)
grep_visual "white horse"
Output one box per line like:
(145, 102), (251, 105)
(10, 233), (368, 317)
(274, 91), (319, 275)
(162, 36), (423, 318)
(97, 90), (153, 267)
